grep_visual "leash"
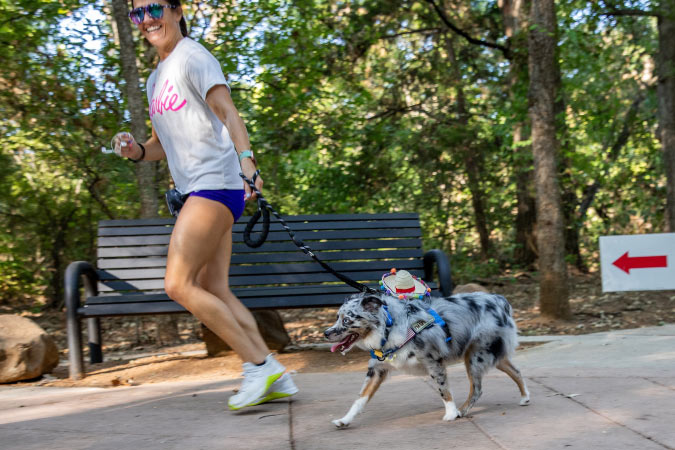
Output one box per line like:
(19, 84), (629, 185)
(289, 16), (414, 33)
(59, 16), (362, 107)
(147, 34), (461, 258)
(240, 171), (378, 295)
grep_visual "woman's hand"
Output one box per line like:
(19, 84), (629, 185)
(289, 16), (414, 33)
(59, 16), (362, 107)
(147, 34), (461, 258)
(241, 158), (262, 201)
(111, 132), (143, 160)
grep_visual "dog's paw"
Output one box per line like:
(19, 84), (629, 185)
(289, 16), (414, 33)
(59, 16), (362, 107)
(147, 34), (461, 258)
(443, 405), (461, 421)
(442, 401), (460, 421)
(520, 397), (530, 406)
(332, 419), (350, 429)
(443, 411), (460, 421)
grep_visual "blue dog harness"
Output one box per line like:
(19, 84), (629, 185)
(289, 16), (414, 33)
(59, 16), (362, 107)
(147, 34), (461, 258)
(370, 305), (452, 361)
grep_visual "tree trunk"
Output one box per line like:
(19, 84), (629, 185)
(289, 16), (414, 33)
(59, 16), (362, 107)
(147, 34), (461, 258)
(501, 0), (537, 267)
(657, 3), (675, 231)
(514, 127), (537, 266)
(528, 0), (570, 319)
(109, 0), (158, 219)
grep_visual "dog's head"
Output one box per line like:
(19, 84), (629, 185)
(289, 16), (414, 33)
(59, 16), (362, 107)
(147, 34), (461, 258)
(324, 294), (386, 354)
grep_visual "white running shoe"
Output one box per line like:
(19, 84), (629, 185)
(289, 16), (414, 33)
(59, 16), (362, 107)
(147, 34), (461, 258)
(228, 357), (285, 411)
(250, 373), (299, 406)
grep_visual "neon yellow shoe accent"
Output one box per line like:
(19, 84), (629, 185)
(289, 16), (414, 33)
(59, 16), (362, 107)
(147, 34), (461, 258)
(228, 372), (282, 411)
(250, 390), (295, 406)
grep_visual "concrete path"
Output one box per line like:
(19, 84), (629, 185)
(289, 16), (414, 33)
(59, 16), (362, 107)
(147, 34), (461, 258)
(1, 325), (674, 450)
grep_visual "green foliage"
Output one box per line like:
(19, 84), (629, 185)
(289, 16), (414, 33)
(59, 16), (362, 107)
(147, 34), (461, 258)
(0, 0), (668, 305)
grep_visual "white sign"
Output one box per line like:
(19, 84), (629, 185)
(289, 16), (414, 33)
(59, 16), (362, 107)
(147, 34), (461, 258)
(600, 233), (675, 292)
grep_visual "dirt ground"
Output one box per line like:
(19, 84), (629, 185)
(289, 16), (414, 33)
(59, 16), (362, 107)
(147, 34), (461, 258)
(5, 272), (675, 388)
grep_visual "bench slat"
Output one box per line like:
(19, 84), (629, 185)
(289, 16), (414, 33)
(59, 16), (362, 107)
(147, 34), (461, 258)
(79, 301), (187, 317)
(98, 219), (421, 236)
(97, 213), (419, 228)
(97, 249), (424, 269)
(97, 228), (422, 247)
(230, 239), (423, 254)
(97, 238), (423, 257)
(85, 281), (440, 308)
(97, 259), (423, 280)
(97, 267), (427, 292)
(79, 295), (349, 317)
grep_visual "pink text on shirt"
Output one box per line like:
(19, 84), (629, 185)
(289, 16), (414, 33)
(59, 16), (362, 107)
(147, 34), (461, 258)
(149, 79), (187, 118)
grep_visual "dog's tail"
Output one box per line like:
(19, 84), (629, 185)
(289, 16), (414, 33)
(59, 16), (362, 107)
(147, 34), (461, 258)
(496, 294), (519, 356)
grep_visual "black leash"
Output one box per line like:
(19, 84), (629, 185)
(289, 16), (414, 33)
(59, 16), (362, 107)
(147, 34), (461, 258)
(240, 171), (378, 295)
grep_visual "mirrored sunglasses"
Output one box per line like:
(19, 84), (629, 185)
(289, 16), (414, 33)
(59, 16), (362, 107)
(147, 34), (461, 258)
(128, 3), (177, 25)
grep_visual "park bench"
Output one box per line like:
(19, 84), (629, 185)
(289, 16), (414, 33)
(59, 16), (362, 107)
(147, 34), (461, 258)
(65, 212), (453, 379)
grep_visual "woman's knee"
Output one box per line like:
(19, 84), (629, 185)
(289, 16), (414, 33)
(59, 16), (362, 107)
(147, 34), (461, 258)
(164, 275), (193, 305)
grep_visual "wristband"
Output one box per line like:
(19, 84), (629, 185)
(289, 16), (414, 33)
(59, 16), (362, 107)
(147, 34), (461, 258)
(238, 150), (256, 164)
(128, 142), (145, 163)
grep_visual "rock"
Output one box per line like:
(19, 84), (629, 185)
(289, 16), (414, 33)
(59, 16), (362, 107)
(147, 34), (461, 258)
(0, 315), (59, 383)
(201, 310), (291, 357)
(452, 283), (490, 294)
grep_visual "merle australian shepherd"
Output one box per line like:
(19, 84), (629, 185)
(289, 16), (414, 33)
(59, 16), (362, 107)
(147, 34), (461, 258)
(324, 292), (530, 428)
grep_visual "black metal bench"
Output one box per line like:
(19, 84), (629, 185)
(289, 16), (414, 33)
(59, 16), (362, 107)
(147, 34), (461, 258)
(65, 213), (452, 379)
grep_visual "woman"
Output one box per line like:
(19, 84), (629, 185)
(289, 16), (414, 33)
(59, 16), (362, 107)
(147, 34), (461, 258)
(113, 0), (297, 410)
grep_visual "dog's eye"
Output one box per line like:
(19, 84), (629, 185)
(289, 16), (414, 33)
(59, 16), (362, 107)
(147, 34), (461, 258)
(342, 317), (351, 326)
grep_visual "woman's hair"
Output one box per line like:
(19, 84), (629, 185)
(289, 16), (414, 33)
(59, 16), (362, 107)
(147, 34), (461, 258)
(130, 0), (188, 37)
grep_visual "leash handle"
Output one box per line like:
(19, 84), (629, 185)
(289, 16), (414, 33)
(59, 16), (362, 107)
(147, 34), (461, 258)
(239, 172), (378, 294)
(242, 171), (270, 247)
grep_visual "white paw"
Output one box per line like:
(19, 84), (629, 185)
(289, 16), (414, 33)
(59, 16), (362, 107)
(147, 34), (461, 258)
(332, 419), (350, 429)
(443, 408), (460, 421)
(520, 397), (530, 406)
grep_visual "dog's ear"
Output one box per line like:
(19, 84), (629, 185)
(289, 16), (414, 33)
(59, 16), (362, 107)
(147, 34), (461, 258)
(361, 295), (384, 313)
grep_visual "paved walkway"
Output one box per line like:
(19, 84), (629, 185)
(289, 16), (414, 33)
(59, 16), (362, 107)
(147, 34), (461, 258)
(1, 325), (674, 450)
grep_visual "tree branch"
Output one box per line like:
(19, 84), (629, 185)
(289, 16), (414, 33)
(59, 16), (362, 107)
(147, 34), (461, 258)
(424, 0), (511, 59)
(599, 0), (658, 18)
(578, 92), (648, 221)
(601, 9), (659, 18)
(382, 27), (441, 39)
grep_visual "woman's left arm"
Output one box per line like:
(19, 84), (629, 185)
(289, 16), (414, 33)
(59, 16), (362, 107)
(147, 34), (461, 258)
(206, 85), (261, 200)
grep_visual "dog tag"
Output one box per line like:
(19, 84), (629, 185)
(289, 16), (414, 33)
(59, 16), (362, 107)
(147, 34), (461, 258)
(412, 319), (434, 334)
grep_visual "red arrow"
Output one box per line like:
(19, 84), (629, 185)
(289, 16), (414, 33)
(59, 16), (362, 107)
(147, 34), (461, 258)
(612, 251), (668, 274)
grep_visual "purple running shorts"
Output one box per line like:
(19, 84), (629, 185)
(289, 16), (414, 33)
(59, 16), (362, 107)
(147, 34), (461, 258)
(189, 189), (246, 222)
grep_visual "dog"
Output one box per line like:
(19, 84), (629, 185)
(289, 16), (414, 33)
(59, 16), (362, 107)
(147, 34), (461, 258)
(324, 291), (530, 428)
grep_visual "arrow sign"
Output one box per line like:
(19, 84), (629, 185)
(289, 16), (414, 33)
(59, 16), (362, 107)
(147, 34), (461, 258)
(612, 251), (668, 274)
(600, 233), (675, 292)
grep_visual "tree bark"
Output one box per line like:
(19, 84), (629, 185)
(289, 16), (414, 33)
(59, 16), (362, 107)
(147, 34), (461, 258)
(110, 0), (158, 219)
(528, 0), (570, 319)
(657, 3), (675, 231)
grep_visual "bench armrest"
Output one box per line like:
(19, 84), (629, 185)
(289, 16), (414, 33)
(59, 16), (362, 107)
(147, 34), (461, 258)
(65, 261), (99, 313)
(64, 261), (99, 379)
(423, 249), (453, 297)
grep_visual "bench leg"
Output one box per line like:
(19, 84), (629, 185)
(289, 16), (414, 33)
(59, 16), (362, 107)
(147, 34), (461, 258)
(67, 314), (84, 380)
(87, 318), (103, 364)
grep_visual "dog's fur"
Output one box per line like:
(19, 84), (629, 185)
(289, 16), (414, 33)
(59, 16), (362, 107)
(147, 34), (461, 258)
(324, 292), (530, 428)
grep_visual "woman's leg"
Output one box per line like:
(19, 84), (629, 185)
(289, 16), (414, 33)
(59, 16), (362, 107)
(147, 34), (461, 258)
(164, 195), (266, 364)
(197, 223), (269, 354)
(195, 201), (298, 405)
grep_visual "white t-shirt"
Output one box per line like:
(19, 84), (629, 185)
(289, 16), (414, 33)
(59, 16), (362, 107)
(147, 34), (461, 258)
(146, 38), (242, 193)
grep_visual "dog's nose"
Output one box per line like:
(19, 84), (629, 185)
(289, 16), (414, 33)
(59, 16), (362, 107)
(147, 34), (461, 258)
(324, 329), (332, 338)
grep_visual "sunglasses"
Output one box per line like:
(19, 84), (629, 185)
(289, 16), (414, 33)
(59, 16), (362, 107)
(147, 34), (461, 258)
(128, 3), (177, 25)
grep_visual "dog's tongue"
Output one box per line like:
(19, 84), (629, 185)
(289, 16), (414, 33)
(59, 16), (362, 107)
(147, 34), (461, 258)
(331, 335), (353, 353)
